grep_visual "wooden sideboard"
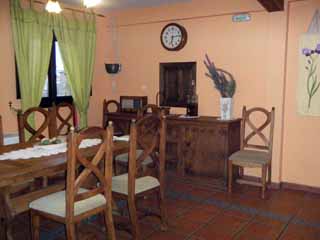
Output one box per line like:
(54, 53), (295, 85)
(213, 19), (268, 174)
(104, 112), (241, 185)
(166, 116), (241, 182)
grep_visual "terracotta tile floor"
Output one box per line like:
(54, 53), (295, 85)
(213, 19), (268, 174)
(11, 172), (320, 239)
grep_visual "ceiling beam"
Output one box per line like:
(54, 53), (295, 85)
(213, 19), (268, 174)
(257, 0), (284, 12)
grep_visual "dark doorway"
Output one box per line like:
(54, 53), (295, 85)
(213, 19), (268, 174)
(159, 62), (196, 107)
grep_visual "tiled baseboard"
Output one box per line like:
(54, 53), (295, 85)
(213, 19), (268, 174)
(281, 182), (320, 194)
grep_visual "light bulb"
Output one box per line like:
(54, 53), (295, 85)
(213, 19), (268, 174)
(83, 0), (102, 8)
(45, 0), (62, 13)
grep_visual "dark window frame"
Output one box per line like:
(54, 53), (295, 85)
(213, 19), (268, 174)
(16, 34), (73, 108)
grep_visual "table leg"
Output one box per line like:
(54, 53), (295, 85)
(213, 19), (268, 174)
(0, 187), (15, 240)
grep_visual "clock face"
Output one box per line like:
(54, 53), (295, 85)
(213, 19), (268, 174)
(161, 23), (187, 51)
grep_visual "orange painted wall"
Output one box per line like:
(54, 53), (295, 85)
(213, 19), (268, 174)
(0, 0), (18, 133)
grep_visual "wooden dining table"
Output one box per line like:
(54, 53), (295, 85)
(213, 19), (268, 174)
(0, 140), (129, 240)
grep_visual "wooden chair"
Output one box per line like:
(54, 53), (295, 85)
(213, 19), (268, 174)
(17, 107), (55, 143)
(114, 104), (162, 174)
(29, 125), (116, 240)
(102, 100), (124, 136)
(46, 103), (77, 186)
(0, 141), (65, 240)
(53, 102), (77, 136)
(228, 106), (275, 199)
(112, 113), (167, 239)
(137, 104), (160, 119)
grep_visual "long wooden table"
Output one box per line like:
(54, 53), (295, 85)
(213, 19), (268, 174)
(0, 141), (129, 240)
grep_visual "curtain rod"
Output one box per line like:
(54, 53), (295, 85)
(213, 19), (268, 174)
(33, 0), (106, 18)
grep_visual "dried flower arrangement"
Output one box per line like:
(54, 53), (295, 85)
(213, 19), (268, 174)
(204, 54), (236, 98)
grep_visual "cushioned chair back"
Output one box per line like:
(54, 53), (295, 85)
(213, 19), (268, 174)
(17, 107), (55, 143)
(53, 102), (77, 136)
(66, 125), (114, 219)
(241, 106), (275, 153)
(127, 113), (166, 195)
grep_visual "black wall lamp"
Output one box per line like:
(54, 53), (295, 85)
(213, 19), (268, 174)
(105, 63), (121, 74)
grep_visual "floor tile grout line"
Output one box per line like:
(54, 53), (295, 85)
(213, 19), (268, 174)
(276, 198), (306, 240)
(231, 214), (257, 240)
(184, 211), (226, 240)
(275, 215), (296, 240)
(183, 199), (245, 240)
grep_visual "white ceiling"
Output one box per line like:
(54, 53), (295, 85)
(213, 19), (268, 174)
(60, 0), (192, 10)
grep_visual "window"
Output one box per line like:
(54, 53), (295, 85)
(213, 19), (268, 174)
(16, 35), (73, 107)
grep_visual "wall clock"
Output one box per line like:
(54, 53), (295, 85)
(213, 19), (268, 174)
(160, 23), (188, 51)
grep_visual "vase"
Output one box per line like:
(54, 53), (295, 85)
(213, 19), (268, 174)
(220, 97), (233, 120)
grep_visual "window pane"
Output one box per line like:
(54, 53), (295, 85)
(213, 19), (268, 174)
(56, 42), (72, 97)
(42, 77), (49, 97)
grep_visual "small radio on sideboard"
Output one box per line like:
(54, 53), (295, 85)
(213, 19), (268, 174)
(120, 96), (148, 113)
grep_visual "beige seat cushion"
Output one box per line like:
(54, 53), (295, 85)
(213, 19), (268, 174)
(29, 188), (106, 217)
(115, 149), (153, 165)
(112, 174), (160, 195)
(229, 150), (271, 167)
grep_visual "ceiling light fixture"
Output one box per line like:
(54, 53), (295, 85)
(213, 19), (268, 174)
(45, 0), (62, 13)
(83, 0), (102, 8)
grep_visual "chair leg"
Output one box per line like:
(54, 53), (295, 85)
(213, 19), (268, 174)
(228, 160), (233, 194)
(30, 210), (40, 240)
(268, 165), (272, 185)
(42, 176), (48, 188)
(113, 158), (119, 176)
(0, 218), (6, 240)
(239, 167), (244, 178)
(104, 205), (116, 240)
(2, 218), (14, 240)
(158, 187), (168, 231)
(66, 222), (77, 240)
(261, 165), (267, 199)
(127, 197), (140, 240)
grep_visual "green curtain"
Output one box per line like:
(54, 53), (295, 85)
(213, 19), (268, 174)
(10, 0), (53, 112)
(53, 14), (96, 129)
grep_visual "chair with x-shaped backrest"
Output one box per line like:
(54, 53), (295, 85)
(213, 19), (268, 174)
(45, 103), (77, 186)
(112, 113), (167, 240)
(29, 125), (116, 240)
(228, 106), (275, 199)
(137, 104), (161, 119)
(54, 102), (77, 136)
(115, 105), (163, 175)
(17, 107), (56, 143)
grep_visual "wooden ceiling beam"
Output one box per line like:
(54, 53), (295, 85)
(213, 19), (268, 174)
(257, 0), (284, 12)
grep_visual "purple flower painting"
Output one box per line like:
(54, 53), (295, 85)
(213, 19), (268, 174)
(302, 48), (312, 56)
(302, 43), (320, 108)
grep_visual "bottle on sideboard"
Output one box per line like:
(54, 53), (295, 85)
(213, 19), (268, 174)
(186, 79), (198, 116)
